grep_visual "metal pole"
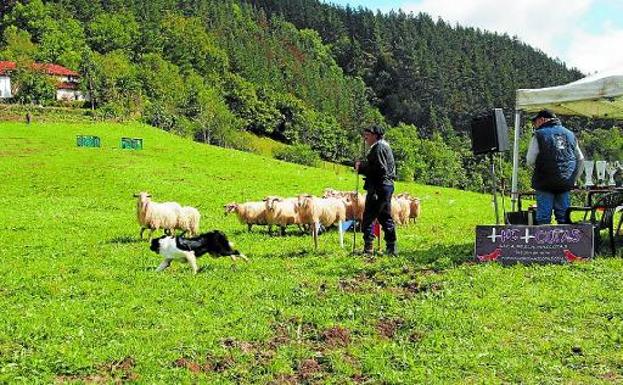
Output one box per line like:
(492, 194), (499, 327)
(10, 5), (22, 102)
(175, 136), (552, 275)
(490, 152), (500, 224)
(511, 109), (521, 211)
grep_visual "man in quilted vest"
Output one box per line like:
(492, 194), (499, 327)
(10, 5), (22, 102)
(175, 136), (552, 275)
(526, 109), (584, 224)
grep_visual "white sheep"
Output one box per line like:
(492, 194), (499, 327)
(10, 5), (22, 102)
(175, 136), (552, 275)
(396, 193), (422, 223)
(391, 197), (411, 225)
(297, 195), (346, 249)
(263, 196), (301, 235)
(177, 206), (201, 236)
(134, 192), (182, 241)
(224, 201), (268, 232)
(344, 192), (366, 222)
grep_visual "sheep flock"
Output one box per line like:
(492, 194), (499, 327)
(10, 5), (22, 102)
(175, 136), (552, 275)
(135, 188), (421, 250)
(224, 188), (422, 249)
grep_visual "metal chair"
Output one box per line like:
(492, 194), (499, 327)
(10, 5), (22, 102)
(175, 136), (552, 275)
(565, 191), (623, 256)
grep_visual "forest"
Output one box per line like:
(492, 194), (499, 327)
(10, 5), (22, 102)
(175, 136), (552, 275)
(1, 0), (620, 192)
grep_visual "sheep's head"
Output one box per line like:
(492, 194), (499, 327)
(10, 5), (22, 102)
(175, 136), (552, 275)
(224, 203), (238, 214)
(134, 192), (152, 202)
(135, 192), (152, 221)
(263, 196), (282, 211)
(296, 194), (314, 210)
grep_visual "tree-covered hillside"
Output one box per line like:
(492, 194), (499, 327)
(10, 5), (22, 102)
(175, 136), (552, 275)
(244, 0), (583, 134)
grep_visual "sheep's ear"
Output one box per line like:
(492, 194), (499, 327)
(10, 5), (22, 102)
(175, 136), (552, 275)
(133, 193), (139, 197)
(146, 194), (152, 197)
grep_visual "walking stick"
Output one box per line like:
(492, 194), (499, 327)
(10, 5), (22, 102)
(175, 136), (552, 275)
(352, 165), (360, 254)
(352, 137), (365, 254)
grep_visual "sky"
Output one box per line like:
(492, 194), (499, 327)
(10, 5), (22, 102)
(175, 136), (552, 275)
(322, 0), (623, 75)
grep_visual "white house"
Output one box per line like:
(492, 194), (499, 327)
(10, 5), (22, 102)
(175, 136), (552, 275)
(0, 61), (85, 101)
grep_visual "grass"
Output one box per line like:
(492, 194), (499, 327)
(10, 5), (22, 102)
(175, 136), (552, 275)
(1, 121), (622, 384)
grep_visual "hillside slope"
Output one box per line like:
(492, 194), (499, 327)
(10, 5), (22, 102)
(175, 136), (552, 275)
(1, 122), (622, 383)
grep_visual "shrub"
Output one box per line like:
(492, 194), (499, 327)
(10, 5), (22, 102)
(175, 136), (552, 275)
(274, 143), (320, 167)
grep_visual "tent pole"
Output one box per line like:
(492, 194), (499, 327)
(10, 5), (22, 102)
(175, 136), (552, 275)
(511, 109), (521, 211)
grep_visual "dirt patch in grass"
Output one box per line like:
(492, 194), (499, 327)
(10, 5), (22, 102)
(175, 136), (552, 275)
(56, 356), (138, 384)
(402, 281), (443, 295)
(321, 326), (351, 348)
(376, 318), (404, 339)
(269, 374), (298, 385)
(600, 372), (622, 382)
(351, 373), (370, 383)
(173, 354), (234, 374)
(173, 357), (205, 374)
(55, 374), (109, 384)
(409, 331), (425, 343)
(221, 337), (256, 353)
(297, 358), (322, 380)
(99, 356), (138, 382)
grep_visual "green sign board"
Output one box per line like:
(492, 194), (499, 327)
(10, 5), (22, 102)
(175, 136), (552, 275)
(121, 137), (143, 150)
(77, 135), (101, 148)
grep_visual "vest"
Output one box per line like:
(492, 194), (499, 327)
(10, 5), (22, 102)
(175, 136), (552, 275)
(531, 122), (578, 192)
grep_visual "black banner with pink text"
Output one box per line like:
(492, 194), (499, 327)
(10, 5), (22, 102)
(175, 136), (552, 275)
(475, 224), (594, 264)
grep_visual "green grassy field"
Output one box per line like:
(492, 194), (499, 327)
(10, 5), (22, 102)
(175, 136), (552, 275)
(1, 121), (623, 384)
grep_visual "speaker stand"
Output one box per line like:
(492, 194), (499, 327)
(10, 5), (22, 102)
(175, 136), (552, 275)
(489, 152), (500, 224)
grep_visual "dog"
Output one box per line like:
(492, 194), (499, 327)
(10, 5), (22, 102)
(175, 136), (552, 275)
(150, 230), (247, 274)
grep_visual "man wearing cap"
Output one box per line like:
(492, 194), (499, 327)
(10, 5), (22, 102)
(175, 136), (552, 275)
(354, 125), (398, 255)
(526, 109), (584, 224)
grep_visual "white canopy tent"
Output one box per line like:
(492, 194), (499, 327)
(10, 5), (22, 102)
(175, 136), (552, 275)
(510, 66), (623, 209)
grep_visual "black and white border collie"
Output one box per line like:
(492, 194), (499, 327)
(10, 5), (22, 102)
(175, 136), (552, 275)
(150, 230), (247, 274)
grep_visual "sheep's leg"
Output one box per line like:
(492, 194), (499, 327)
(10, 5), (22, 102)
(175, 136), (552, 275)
(247, 224), (252, 232)
(268, 225), (273, 235)
(140, 227), (146, 239)
(312, 221), (318, 251)
(148, 228), (155, 241)
(338, 220), (344, 248)
(280, 226), (286, 236)
(184, 251), (198, 274)
(156, 258), (172, 272)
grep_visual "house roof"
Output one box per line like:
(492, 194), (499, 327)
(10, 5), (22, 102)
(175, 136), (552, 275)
(0, 61), (79, 77)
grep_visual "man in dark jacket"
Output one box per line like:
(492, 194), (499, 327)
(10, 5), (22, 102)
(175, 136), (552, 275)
(526, 109), (584, 224)
(354, 125), (397, 255)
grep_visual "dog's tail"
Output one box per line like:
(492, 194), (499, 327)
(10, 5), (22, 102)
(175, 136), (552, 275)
(225, 241), (248, 262)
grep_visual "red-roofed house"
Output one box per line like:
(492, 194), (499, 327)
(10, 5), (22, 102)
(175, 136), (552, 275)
(0, 61), (85, 101)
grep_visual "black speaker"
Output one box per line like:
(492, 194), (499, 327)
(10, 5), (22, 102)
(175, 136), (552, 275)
(470, 108), (509, 155)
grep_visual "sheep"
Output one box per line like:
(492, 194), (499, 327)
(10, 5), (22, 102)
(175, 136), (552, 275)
(177, 206), (201, 236)
(134, 192), (182, 241)
(224, 201), (268, 232)
(391, 197), (411, 225)
(343, 192), (366, 222)
(297, 195), (346, 249)
(263, 196), (301, 235)
(396, 193), (422, 223)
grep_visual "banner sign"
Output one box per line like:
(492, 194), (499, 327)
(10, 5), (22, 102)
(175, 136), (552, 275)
(475, 224), (594, 265)
(121, 137), (143, 150)
(76, 135), (100, 148)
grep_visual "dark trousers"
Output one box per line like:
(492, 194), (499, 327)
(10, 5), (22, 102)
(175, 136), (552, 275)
(362, 184), (396, 246)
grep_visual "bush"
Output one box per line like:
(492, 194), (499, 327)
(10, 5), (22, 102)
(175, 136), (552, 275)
(274, 143), (320, 167)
